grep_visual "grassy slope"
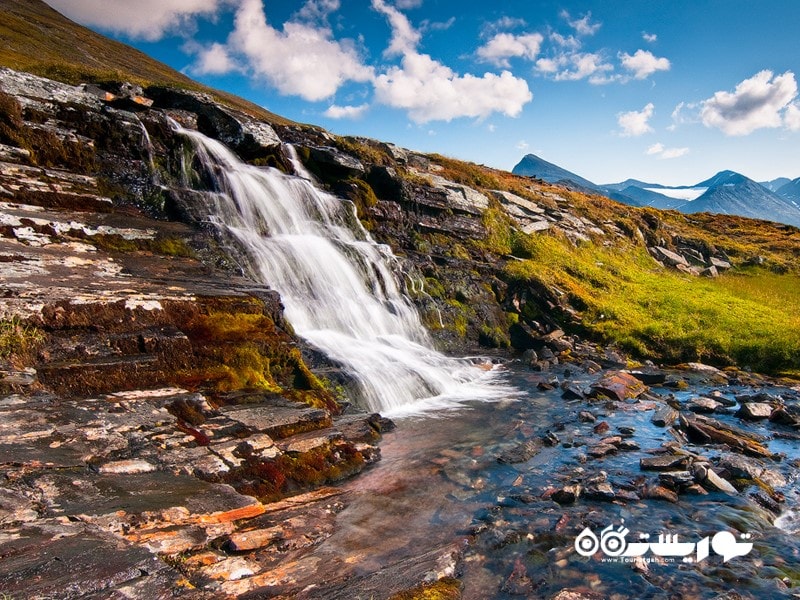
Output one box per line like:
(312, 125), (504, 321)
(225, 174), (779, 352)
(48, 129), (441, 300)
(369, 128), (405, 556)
(0, 0), (294, 125)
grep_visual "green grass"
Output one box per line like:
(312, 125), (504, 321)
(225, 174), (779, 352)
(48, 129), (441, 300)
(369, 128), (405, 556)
(0, 317), (45, 364)
(505, 233), (800, 374)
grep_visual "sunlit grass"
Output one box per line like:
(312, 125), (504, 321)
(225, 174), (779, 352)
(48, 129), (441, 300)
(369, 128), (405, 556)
(506, 234), (800, 374)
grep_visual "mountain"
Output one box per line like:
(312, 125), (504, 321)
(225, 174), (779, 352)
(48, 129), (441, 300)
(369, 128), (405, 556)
(512, 153), (599, 190)
(0, 0), (291, 125)
(761, 177), (792, 192)
(685, 171), (800, 227)
(775, 177), (800, 204)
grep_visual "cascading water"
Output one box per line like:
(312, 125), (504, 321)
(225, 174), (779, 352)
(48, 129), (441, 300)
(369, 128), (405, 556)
(173, 124), (509, 415)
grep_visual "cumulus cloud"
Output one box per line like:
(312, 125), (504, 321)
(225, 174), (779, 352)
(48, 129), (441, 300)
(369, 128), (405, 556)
(700, 70), (798, 135)
(45, 0), (223, 41)
(295, 0), (341, 24)
(374, 53), (532, 123)
(227, 0), (372, 101)
(618, 103), (655, 136)
(324, 104), (370, 119)
(371, 1), (532, 122)
(476, 32), (544, 67)
(561, 10), (601, 36)
(786, 102), (800, 131)
(189, 42), (239, 75)
(620, 49), (670, 79)
(550, 52), (614, 83)
(372, 0), (421, 56)
(642, 32), (658, 43)
(646, 143), (689, 159)
(395, 0), (423, 8)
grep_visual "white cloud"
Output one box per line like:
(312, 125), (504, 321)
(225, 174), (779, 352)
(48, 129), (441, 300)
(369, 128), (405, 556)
(227, 0), (373, 101)
(552, 52), (614, 83)
(324, 103), (370, 119)
(476, 32), (544, 67)
(516, 140), (529, 150)
(485, 16), (528, 33)
(371, 2), (532, 122)
(786, 102), (800, 131)
(395, 0), (423, 8)
(642, 32), (658, 43)
(295, 0), (340, 24)
(372, 0), (421, 56)
(45, 0), (223, 41)
(374, 53), (532, 123)
(549, 32), (581, 50)
(618, 102), (655, 136)
(701, 70), (798, 135)
(189, 42), (239, 75)
(646, 143), (688, 159)
(561, 10), (601, 36)
(660, 147), (690, 158)
(620, 49), (670, 79)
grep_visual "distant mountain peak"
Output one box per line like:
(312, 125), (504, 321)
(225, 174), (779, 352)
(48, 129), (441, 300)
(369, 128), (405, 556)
(512, 154), (598, 191)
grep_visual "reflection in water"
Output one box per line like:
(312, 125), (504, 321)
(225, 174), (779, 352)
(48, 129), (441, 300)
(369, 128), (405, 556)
(293, 365), (800, 599)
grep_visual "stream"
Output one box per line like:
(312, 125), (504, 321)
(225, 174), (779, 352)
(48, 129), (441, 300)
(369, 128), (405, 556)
(296, 362), (800, 599)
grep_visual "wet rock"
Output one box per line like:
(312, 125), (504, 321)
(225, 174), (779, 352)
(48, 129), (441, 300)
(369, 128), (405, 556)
(651, 406), (678, 427)
(501, 557), (534, 595)
(550, 589), (604, 600)
(770, 405), (800, 427)
(562, 385), (585, 400)
(542, 431), (560, 446)
(220, 399), (331, 439)
(717, 455), (786, 488)
(227, 526), (284, 551)
(201, 556), (259, 581)
(736, 402), (773, 420)
(658, 470), (694, 490)
(687, 397), (723, 414)
(587, 443), (616, 458)
(589, 371), (648, 401)
(0, 488), (40, 524)
(617, 425), (635, 436)
(552, 484), (582, 504)
(704, 390), (737, 407)
(643, 484), (679, 503)
(592, 421), (609, 434)
(691, 463), (737, 494)
(640, 455), (690, 471)
(578, 410), (596, 423)
(628, 369), (667, 385)
(584, 481), (615, 501)
(680, 414), (771, 457)
(497, 440), (540, 464)
(618, 439), (640, 451)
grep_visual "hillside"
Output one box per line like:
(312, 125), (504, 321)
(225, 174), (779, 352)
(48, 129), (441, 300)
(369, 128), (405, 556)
(0, 0), (293, 125)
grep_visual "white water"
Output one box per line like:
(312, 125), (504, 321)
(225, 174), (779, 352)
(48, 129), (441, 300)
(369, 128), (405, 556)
(175, 125), (510, 415)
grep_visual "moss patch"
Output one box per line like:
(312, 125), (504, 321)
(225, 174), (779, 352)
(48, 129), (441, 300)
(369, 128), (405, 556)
(389, 577), (462, 600)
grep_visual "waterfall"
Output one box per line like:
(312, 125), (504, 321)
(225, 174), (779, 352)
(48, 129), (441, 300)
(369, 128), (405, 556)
(174, 124), (508, 415)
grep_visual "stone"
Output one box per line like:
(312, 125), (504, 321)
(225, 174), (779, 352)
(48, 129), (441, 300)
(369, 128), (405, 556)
(578, 410), (596, 423)
(550, 589), (604, 600)
(589, 371), (647, 401)
(592, 421), (609, 434)
(99, 459), (157, 474)
(227, 526), (284, 551)
(651, 406), (678, 427)
(658, 470), (694, 489)
(497, 440), (539, 464)
(562, 385), (585, 400)
(552, 485), (581, 504)
(687, 397), (723, 414)
(710, 257), (732, 270)
(220, 401), (331, 439)
(643, 484), (679, 503)
(717, 455), (787, 488)
(587, 444), (616, 458)
(691, 463), (737, 494)
(201, 556), (259, 581)
(584, 482), (615, 501)
(640, 455), (689, 471)
(736, 402), (773, 420)
(628, 369), (667, 385)
(650, 246), (689, 268)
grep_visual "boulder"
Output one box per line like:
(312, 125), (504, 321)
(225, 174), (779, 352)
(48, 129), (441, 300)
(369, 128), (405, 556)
(589, 371), (648, 401)
(736, 402), (774, 420)
(649, 246), (689, 268)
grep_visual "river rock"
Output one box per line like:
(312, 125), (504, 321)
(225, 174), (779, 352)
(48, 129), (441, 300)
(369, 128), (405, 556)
(651, 406), (678, 427)
(584, 481), (615, 501)
(643, 484), (678, 503)
(736, 402), (773, 420)
(578, 410), (596, 423)
(628, 369), (667, 385)
(691, 463), (737, 493)
(640, 455), (689, 471)
(589, 371), (648, 401)
(687, 397), (723, 414)
(552, 484), (582, 504)
(497, 440), (539, 464)
(717, 455), (787, 488)
(658, 470), (694, 489)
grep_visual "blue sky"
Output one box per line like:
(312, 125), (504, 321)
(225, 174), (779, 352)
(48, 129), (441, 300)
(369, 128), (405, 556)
(44, 0), (800, 186)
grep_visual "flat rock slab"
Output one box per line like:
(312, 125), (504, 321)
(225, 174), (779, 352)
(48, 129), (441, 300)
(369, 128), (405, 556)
(590, 371), (647, 401)
(221, 401), (331, 439)
(29, 471), (263, 524)
(0, 519), (189, 599)
(640, 454), (690, 471)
